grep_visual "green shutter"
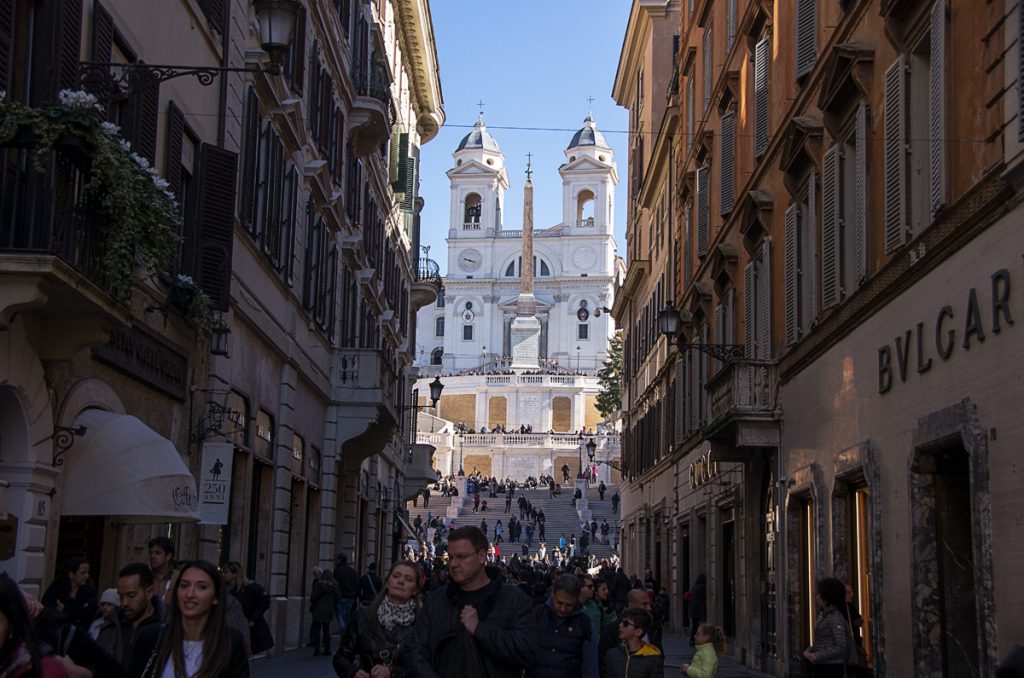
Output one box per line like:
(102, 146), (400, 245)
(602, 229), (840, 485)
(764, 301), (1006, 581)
(394, 132), (410, 190)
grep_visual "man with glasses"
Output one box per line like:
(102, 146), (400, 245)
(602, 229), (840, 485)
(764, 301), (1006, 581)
(579, 575), (603, 647)
(409, 526), (539, 677)
(598, 588), (662, 675)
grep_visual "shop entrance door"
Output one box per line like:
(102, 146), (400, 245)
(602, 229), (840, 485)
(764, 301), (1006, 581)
(761, 462), (778, 666)
(921, 446), (979, 676)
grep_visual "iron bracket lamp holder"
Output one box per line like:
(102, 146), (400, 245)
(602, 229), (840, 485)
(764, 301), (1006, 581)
(79, 62), (270, 104)
(677, 339), (746, 363)
(43, 425), (88, 467)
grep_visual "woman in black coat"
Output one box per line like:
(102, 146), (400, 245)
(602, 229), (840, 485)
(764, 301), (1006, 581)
(221, 561), (274, 655)
(40, 557), (97, 632)
(333, 560), (422, 678)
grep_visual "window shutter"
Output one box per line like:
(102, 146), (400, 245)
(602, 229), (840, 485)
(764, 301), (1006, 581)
(1020, 0), (1024, 143)
(726, 0), (736, 53)
(265, 137), (284, 263)
(0, 1), (13, 93)
(239, 88), (259, 231)
(795, 0), (817, 79)
(85, 2), (113, 105)
(307, 44), (319, 140)
(58, 0), (83, 93)
(805, 172), (818, 325)
(785, 203), (799, 345)
(194, 144), (239, 312)
(198, 0), (226, 34)
(327, 106), (338, 176)
(133, 75), (160, 163)
(699, 325), (709, 422)
(284, 168), (298, 283)
(388, 124), (401, 184)
(686, 77), (695, 155)
(713, 302), (725, 371)
(929, 0), (946, 218)
(821, 144), (840, 309)
(675, 360), (685, 444)
(402, 147), (417, 212)
(325, 245), (338, 338)
(744, 261), (754, 358)
(703, 23), (712, 114)
(292, 5), (306, 95)
(164, 101), (185, 203)
(688, 347), (698, 432)
(319, 72), (332, 156)
(334, 108), (345, 184)
(395, 132), (411, 189)
(854, 103), (868, 285)
(696, 165), (710, 257)
(720, 110), (735, 216)
(757, 243), (771, 359)
(725, 288), (735, 344)
(754, 37), (769, 157)
(883, 55), (908, 253)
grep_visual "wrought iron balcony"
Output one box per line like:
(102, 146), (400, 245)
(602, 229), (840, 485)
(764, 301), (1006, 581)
(348, 62), (395, 157)
(0, 144), (129, 354)
(410, 257), (442, 311)
(704, 358), (780, 447)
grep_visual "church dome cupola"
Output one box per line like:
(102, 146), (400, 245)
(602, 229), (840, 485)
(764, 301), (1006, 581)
(457, 118), (501, 153)
(566, 114), (610, 151)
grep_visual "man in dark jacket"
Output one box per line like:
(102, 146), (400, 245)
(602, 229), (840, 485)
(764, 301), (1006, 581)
(359, 562), (382, 606)
(95, 562), (161, 671)
(526, 574), (598, 678)
(408, 526), (539, 678)
(333, 553), (361, 638)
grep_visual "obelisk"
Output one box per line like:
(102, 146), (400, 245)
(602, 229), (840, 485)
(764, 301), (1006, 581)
(510, 154), (542, 370)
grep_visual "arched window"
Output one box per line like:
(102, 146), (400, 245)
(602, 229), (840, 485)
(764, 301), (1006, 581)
(430, 348), (443, 365)
(505, 257), (552, 277)
(576, 189), (595, 227)
(464, 193), (482, 228)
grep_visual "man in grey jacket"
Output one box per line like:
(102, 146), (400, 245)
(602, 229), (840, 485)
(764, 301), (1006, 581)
(408, 526), (539, 678)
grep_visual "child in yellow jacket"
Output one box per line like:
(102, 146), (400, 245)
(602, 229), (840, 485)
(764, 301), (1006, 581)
(680, 624), (725, 678)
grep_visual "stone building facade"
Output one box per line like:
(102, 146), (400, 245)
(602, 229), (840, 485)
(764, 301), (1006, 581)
(613, 0), (1023, 675)
(0, 0), (444, 653)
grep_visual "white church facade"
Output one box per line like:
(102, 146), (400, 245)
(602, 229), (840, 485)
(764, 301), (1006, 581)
(413, 115), (623, 481)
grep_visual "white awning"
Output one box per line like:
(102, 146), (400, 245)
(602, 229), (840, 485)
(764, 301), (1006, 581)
(61, 409), (200, 523)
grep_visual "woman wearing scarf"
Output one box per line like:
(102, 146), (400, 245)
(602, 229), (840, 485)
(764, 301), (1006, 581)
(333, 561), (421, 678)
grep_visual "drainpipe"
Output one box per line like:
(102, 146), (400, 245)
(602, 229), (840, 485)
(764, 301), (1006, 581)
(775, 416), (787, 677)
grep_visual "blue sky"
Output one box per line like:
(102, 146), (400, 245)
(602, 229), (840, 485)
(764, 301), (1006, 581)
(417, 1), (633, 274)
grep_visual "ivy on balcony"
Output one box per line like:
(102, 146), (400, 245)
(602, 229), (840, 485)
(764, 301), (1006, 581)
(0, 89), (181, 302)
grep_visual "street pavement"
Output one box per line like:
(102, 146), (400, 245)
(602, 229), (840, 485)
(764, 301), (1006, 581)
(250, 628), (772, 677)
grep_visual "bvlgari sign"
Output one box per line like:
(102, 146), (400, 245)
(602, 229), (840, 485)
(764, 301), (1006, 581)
(93, 324), (188, 401)
(878, 266), (1014, 393)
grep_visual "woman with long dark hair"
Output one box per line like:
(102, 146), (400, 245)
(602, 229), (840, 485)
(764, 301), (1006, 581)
(0, 573), (68, 677)
(129, 560), (248, 678)
(40, 558), (97, 632)
(332, 560), (421, 678)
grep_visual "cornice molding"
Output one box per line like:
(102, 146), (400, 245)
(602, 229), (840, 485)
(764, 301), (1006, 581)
(394, 0), (445, 144)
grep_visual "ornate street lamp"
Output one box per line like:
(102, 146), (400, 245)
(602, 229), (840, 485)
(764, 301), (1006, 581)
(428, 376), (444, 407)
(658, 300), (744, 362)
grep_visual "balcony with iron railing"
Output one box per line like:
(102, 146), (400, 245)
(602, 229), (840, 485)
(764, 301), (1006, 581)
(704, 357), (780, 448)
(348, 61), (396, 157)
(410, 257), (442, 310)
(416, 431), (621, 453)
(0, 145), (129, 353)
